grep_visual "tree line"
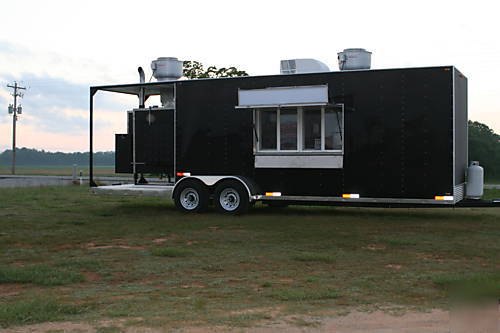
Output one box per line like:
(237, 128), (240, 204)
(468, 121), (500, 180)
(0, 121), (498, 179)
(0, 148), (114, 166)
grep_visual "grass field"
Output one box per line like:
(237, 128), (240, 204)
(0, 187), (499, 330)
(0, 165), (116, 176)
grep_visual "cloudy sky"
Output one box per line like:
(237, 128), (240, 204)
(0, 0), (499, 152)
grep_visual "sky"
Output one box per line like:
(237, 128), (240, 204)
(0, 0), (499, 152)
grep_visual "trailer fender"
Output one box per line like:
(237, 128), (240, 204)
(172, 176), (259, 202)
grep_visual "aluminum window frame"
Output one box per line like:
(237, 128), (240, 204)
(254, 104), (344, 155)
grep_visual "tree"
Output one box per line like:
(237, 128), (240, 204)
(183, 61), (248, 79)
(468, 120), (500, 180)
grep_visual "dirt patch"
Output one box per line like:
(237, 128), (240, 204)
(180, 283), (205, 289)
(7, 320), (163, 333)
(230, 306), (283, 317)
(416, 252), (445, 262)
(363, 244), (386, 251)
(175, 308), (495, 332)
(83, 271), (101, 282)
(152, 238), (169, 243)
(13, 243), (34, 249)
(152, 234), (179, 244)
(0, 284), (23, 297)
(52, 244), (74, 251)
(6, 307), (499, 332)
(82, 242), (145, 251)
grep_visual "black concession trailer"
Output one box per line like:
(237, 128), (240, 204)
(89, 65), (500, 213)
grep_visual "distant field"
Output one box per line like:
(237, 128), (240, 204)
(0, 186), (498, 331)
(0, 165), (116, 176)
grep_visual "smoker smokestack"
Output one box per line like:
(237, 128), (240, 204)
(138, 67), (145, 108)
(138, 67), (145, 83)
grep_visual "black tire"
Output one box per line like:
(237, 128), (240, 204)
(214, 180), (250, 215)
(173, 179), (209, 213)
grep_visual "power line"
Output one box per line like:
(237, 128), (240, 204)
(7, 81), (26, 175)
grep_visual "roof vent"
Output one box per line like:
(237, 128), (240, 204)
(338, 48), (372, 70)
(151, 57), (183, 81)
(280, 59), (330, 74)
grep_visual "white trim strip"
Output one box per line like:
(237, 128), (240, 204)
(255, 195), (456, 205)
(236, 102), (329, 109)
(238, 85), (328, 107)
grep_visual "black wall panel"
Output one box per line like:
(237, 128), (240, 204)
(123, 109), (174, 175)
(454, 68), (468, 185)
(174, 67), (461, 199)
(115, 134), (132, 173)
(175, 67), (460, 199)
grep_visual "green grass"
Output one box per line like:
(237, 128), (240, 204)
(374, 237), (417, 247)
(0, 186), (498, 330)
(0, 265), (85, 286)
(483, 188), (500, 199)
(271, 288), (340, 301)
(0, 298), (86, 327)
(150, 247), (193, 257)
(292, 252), (335, 263)
(432, 272), (500, 298)
(219, 313), (272, 327)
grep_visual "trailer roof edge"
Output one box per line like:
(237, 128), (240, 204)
(90, 65), (459, 95)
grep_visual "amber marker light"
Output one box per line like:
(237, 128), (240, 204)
(435, 195), (453, 201)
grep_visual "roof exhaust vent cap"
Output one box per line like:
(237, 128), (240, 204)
(338, 48), (372, 70)
(280, 59), (330, 74)
(151, 57), (183, 81)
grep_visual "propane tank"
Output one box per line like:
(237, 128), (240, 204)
(466, 161), (484, 199)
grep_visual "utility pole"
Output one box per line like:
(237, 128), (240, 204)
(7, 82), (26, 175)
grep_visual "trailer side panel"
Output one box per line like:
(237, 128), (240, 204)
(174, 67), (455, 200)
(454, 68), (468, 186)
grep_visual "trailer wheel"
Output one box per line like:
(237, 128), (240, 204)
(174, 180), (209, 213)
(214, 180), (250, 215)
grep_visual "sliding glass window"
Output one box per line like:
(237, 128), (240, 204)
(259, 109), (277, 150)
(256, 105), (343, 153)
(280, 107), (297, 150)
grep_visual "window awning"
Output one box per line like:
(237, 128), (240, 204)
(237, 85), (328, 109)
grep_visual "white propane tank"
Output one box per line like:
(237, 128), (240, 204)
(466, 161), (484, 199)
(151, 57), (183, 81)
(338, 48), (372, 70)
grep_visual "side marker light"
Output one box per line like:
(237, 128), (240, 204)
(435, 196), (453, 201)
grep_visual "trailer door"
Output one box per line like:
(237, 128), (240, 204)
(133, 108), (174, 176)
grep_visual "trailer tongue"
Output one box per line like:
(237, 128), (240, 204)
(455, 198), (500, 208)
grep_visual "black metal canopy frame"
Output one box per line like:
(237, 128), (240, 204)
(89, 82), (175, 187)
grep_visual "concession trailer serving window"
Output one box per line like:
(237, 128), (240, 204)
(255, 105), (343, 152)
(238, 85), (344, 169)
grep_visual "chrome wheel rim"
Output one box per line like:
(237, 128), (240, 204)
(219, 188), (240, 212)
(180, 188), (199, 210)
